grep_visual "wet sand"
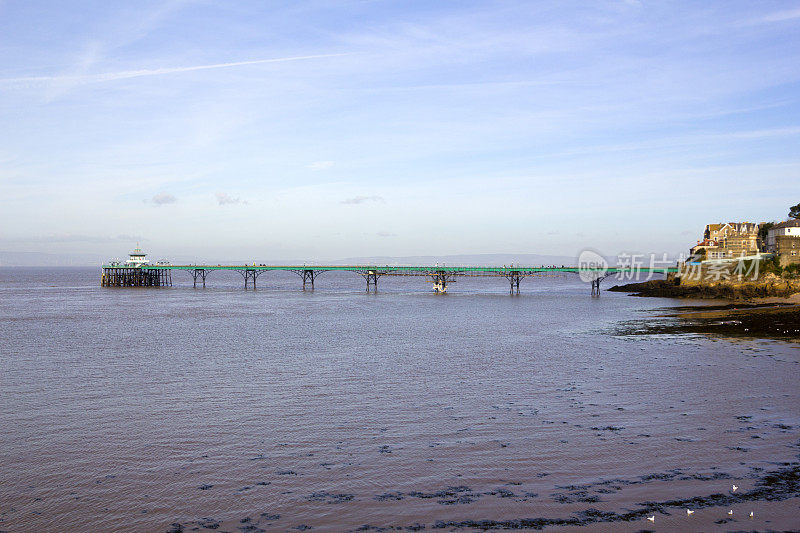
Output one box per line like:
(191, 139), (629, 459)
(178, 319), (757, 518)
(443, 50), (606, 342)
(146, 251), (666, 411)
(156, 461), (800, 532)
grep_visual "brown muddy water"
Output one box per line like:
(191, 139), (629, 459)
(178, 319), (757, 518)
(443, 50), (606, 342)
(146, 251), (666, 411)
(1, 267), (799, 532)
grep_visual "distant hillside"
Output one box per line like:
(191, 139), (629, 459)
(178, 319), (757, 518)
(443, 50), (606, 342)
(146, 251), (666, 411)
(1, 251), (661, 268)
(335, 253), (580, 267)
(0, 251), (107, 267)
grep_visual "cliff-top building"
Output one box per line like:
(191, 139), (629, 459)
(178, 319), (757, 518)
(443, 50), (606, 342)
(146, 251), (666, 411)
(766, 220), (800, 265)
(690, 222), (762, 260)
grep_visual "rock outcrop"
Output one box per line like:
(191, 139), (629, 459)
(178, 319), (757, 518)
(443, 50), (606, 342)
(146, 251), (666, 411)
(609, 274), (800, 300)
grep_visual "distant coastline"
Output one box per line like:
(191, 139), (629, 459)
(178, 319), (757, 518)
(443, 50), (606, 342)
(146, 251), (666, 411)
(0, 252), (595, 268)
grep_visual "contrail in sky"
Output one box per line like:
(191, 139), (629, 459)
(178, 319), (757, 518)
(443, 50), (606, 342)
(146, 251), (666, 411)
(1, 53), (348, 84)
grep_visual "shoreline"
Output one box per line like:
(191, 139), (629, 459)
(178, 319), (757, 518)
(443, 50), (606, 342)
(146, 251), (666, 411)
(609, 278), (800, 341)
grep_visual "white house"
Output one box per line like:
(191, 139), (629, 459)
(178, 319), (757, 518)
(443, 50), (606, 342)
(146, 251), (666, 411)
(766, 220), (800, 253)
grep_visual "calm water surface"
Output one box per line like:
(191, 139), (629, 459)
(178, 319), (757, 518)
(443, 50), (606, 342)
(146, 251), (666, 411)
(1, 267), (799, 532)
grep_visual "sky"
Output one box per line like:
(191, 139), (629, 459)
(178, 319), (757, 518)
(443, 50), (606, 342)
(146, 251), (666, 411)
(1, 0), (799, 263)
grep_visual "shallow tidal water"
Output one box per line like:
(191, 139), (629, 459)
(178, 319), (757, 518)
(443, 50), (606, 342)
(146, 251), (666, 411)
(1, 267), (799, 532)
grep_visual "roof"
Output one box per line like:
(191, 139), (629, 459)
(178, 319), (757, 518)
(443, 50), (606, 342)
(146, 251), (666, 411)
(773, 219), (800, 229)
(707, 222), (757, 230)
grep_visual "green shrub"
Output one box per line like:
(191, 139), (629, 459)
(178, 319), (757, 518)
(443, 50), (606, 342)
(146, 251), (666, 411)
(784, 263), (800, 277)
(760, 256), (783, 276)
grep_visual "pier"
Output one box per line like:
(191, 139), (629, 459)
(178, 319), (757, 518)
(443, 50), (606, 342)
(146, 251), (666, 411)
(101, 263), (678, 295)
(100, 266), (172, 287)
(101, 246), (678, 295)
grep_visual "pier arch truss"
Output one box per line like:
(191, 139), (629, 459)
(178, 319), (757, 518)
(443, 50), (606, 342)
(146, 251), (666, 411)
(188, 268), (209, 288)
(289, 269), (328, 290)
(235, 268), (269, 290)
(355, 269), (385, 292)
(588, 273), (614, 297)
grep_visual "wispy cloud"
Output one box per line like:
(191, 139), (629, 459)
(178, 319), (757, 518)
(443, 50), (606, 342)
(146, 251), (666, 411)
(216, 192), (247, 206)
(341, 195), (385, 205)
(308, 161), (334, 170)
(2, 2), (798, 259)
(719, 126), (800, 139)
(151, 192), (176, 205)
(1, 53), (348, 85)
(760, 8), (800, 23)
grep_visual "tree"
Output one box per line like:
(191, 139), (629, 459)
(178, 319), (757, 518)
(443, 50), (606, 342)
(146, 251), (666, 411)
(790, 202), (800, 219)
(758, 222), (774, 244)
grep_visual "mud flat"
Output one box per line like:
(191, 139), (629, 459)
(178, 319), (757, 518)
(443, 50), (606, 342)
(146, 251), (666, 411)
(615, 302), (800, 342)
(159, 461), (800, 531)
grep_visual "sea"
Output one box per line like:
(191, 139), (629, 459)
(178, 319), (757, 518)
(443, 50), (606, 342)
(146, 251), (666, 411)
(1, 267), (798, 532)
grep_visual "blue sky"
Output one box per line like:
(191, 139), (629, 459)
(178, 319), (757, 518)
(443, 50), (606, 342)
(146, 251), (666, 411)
(1, 1), (799, 262)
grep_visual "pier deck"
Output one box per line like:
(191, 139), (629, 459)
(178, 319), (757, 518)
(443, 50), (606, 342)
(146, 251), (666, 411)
(101, 263), (679, 294)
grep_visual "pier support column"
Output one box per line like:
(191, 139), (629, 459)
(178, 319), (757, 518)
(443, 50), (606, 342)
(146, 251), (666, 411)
(432, 274), (445, 293)
(504, 271), (522, 295)
(190, 269), (208, 288)
(299, 269), (324, 290)
(361, 270), (381, 292)
(244, 269), (255, 290)
(590, 275), (606, 297)
(431, 271), (455, 294)
(238, 269), (264, 290)
(143, 268), (160, 286)
(161, 269), (172, 287)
